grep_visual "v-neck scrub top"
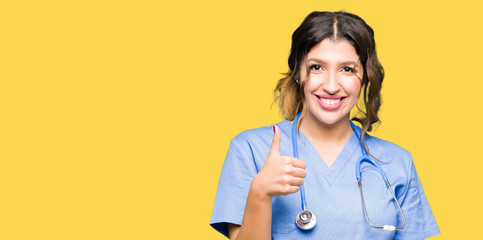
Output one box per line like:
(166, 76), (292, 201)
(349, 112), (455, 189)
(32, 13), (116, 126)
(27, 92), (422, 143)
(210, 120), (440, 239)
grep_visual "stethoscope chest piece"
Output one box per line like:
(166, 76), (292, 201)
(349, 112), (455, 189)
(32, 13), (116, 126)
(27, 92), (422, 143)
(296, 210), (316, 230)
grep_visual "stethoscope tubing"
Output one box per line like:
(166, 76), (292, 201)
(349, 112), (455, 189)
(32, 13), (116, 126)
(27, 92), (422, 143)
(350, 121), (389, 182)
(292, 113), (307, 211)
(291, 112), (406, 231)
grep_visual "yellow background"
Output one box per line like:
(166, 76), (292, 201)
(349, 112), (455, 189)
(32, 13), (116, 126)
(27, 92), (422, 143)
(1, 0), (481, 239)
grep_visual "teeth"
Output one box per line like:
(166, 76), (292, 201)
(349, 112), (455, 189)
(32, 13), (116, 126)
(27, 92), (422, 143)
(321, 98), (341, 105)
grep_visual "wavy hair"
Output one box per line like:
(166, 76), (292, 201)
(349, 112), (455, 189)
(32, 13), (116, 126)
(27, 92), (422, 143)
(274, 11), (384, 155)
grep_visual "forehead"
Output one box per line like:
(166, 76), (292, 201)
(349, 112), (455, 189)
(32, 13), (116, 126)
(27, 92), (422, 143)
(307, 39), (359, 62)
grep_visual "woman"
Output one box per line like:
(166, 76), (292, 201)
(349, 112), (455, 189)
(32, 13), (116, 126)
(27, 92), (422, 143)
(210, 11), (439, 239)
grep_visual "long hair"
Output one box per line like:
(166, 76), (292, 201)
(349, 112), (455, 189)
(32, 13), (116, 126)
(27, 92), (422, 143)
(274, 11), (384, 154)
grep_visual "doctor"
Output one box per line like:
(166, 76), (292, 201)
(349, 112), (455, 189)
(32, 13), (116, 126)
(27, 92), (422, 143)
(211, 11), (439, 239)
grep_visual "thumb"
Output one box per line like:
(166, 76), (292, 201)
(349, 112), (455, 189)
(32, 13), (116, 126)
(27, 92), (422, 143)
(268, 125), (281, 158)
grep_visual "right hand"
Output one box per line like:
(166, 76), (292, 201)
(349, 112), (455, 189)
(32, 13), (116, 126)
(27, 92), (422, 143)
(252, 125), (307, 197)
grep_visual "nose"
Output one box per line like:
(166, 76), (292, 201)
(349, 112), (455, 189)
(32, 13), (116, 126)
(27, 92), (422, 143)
(322, 71), (340, 94)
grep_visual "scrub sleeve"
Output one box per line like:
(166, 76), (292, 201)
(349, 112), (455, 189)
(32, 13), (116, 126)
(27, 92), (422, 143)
(210, 137), (259, 238)
(394, 159), (440, 239)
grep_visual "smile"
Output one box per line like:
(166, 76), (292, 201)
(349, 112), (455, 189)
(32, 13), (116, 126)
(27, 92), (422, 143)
(315, 94), (346, 110)
(320, 98), (341, 105)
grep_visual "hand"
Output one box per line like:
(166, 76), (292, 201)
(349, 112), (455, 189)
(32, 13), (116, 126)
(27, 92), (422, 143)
(252, 125), (307, 198)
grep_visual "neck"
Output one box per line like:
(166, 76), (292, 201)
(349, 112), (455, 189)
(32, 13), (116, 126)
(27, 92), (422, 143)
(298, 113), (353, 144)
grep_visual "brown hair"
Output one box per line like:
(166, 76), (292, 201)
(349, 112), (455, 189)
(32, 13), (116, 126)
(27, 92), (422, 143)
(274, 11), (384, 154)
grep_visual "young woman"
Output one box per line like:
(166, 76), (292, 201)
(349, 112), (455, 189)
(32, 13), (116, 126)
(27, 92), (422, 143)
(210, 11), (439, 239)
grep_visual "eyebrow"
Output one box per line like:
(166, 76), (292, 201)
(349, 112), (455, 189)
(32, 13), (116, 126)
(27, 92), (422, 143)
(307, 58), (360, 66)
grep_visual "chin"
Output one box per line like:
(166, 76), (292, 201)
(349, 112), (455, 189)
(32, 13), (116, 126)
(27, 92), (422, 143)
(308, 113), (346, 126)
(317, 118), (343, 126)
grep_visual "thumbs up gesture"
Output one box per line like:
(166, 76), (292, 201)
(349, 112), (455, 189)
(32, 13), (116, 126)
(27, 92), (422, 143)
(251, 125), (307, 198)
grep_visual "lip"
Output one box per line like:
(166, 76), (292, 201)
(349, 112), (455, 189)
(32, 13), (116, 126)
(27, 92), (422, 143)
(315, 94), (346, 110)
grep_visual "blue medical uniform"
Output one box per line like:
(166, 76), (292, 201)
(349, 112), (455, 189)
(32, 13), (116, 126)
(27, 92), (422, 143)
(210, 120), (440, 239)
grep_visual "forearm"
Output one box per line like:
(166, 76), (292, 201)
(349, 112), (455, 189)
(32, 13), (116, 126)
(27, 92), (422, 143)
(233, 178), (273, 240)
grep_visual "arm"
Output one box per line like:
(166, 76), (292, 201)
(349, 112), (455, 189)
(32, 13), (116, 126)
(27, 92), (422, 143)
(227, 188), (271, 239)
(228, 176), (273, 240)
(393, 153), (440, 240)
(228, 125), (306, 240)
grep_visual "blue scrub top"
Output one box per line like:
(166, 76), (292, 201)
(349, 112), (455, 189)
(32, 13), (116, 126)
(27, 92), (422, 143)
(210, 120), (440, 239)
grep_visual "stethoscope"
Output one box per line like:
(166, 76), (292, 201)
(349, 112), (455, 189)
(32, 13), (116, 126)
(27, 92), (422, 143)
(292, 113), (407, 231)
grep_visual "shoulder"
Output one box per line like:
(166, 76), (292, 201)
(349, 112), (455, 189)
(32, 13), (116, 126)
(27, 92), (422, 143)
(364, 134), (413, 166)
(230, 120), (290, 145)
(227, 120), (292, 163)
(231, 125), (272, 143)
(364, 134), (416, 196)
(223, 120), (290, 171)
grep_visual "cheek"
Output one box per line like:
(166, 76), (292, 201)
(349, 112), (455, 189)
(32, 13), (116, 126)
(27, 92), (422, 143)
(344, 78), (362, 95)
(303, 84), (313, 100)
(303, 77), (317, 95)
(349, 83), (362, 97)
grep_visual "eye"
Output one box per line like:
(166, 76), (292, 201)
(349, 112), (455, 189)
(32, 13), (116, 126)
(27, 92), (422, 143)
(309, 64), (323, 73)
(341, 66), (355, 73)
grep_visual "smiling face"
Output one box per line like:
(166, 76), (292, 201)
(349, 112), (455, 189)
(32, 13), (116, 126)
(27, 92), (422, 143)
(300, 38), (364, 127)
